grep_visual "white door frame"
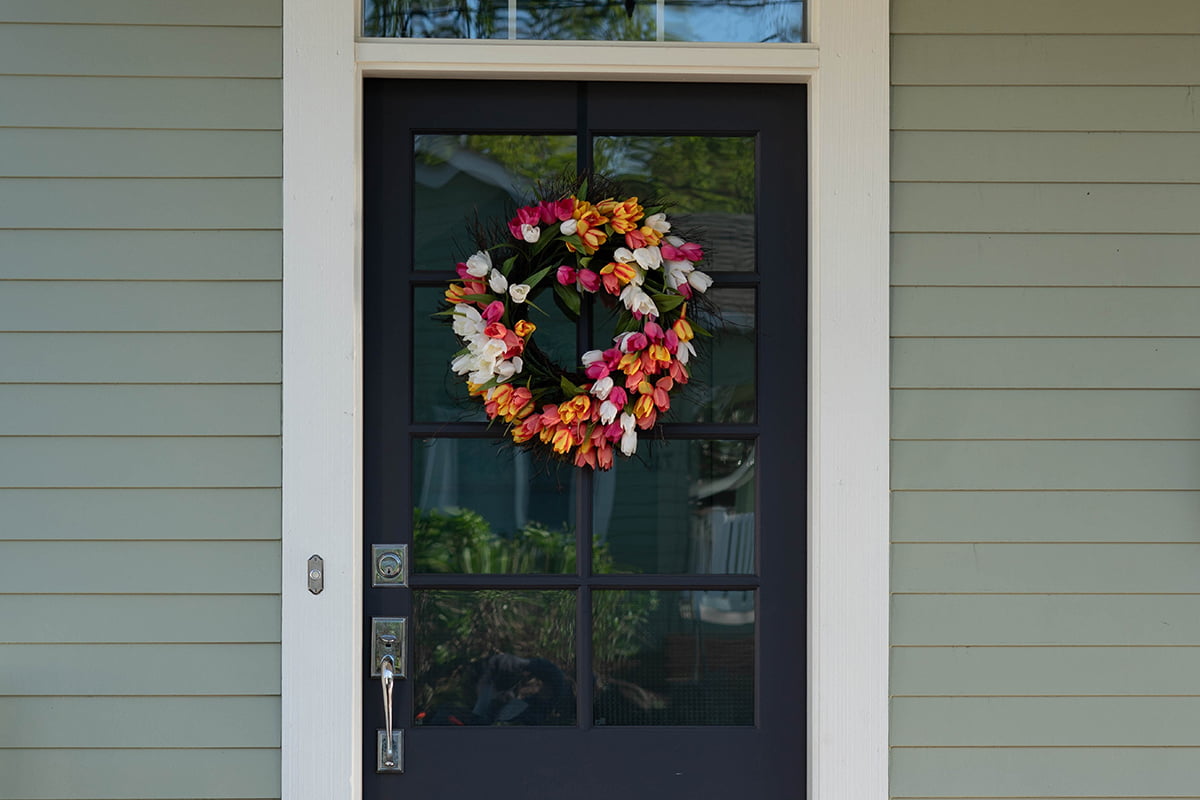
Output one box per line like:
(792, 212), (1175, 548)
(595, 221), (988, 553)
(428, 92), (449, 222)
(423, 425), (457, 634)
(281, 2), (889, 798)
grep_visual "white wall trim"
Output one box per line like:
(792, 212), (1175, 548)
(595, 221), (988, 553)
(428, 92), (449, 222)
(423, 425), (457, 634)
(282, 4), (889, 799)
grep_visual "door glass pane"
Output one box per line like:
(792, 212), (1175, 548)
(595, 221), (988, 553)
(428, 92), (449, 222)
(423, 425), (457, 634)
(593, 439), (756, 574)
(593, 590), (755, 725)
(413, 438), (579, 573)
(414, 589), (577, 725)
(413, 134), (576, 271)
(516, 0), (654, 40)
(363, 0), (509, 38)
(664, 0), (804, 43)
(592, 135), (756, 272)
(414, 286), (578, 423)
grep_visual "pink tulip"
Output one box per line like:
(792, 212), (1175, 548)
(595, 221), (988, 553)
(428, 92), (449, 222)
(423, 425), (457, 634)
(482, 301), (505, 323)
(556, 266), (577, 286)
(577, 269), (600, 293)
(608, 386), (627, 408)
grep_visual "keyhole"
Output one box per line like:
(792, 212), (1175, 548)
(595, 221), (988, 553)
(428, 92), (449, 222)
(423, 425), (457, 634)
(378, 553), (402, 578)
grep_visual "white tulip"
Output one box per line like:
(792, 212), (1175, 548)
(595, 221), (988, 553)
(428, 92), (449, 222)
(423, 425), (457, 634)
(581, 349), (605, 366)
(633, 246), (662, 271)
(677, 339), (696, 365)
(451, 304), (484, 337)
(613, 247), (636, 264)
(590, 375), (614, 400)
(488, 269), (508, 294)
(665, 235), (685, 247)
(619, 285), (658, 317)
(465, 251), (492, 278)
(559, 218), (578, 236)
(520, 223), (540, 243)
(619, 412), (638, 456)
(686, 270), (713, 293)
(494, 360), (518, 382)
(646, 213), (671, 234)
(508, 283), (531, 303)
(599, 400), (619, 425)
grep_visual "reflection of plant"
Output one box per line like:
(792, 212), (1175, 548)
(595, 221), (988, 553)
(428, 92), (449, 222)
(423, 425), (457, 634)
(414, 507), (578, 574)
(412, 508), (658, 717)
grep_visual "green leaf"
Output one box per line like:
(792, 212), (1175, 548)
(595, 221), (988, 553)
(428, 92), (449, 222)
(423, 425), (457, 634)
(500, 255), (518, 277)
(524, 265), (554, 290)
(460, 293), (495, 304)
(524, 298), (549, 317)
(689, 319), (713, 338)
(560, 375), (583, 396)
(553, 281), (581, 317)
(650, 294), (685, 312)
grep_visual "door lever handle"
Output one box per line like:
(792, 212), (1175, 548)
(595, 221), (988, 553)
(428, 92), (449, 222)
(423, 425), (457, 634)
(372, 620), (405, 773)
(380, 645), (398, 769)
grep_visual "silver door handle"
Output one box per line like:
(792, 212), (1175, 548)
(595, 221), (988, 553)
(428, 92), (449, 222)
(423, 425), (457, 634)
(372, 619), (404, 772)
(380, 648), (397, 768)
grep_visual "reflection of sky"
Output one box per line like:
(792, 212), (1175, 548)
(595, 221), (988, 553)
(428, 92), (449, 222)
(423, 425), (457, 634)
(363, 0), (805, 43)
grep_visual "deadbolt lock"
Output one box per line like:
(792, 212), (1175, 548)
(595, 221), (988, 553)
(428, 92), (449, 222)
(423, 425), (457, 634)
(372, 544), (408, 587)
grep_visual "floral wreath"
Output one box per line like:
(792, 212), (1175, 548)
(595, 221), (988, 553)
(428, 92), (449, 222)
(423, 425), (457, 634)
(443, 178), (713, 470)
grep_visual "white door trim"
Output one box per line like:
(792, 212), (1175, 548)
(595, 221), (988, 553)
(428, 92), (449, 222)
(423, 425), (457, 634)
(281, 3), (889, 798)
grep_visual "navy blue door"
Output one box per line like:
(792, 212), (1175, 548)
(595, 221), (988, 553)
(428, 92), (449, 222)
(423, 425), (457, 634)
(363, 79), (807, 798)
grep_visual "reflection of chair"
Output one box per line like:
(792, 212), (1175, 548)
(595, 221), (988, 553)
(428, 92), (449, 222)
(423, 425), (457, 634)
(690, 508), (756, 625)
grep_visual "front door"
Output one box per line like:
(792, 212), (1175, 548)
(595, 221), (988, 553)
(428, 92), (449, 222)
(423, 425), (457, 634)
(363, 79), (806, 798)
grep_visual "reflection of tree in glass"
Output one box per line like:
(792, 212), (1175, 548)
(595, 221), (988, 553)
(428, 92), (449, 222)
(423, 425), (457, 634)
(416, 134), (578, 196)
(362, 0), (802, 42)
(412, 508), (658, 723)
(594, 136), (755, 215)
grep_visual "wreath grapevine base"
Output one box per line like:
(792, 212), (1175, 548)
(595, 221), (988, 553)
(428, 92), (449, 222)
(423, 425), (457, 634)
(443, 179), (713, 470)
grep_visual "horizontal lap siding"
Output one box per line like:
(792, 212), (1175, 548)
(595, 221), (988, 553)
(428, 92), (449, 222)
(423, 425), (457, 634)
(0, 5), (281, 800)
(890, 2), (1200, 798)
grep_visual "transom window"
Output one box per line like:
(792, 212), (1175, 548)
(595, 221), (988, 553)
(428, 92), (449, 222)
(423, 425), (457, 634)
(362, 0), (805, 42)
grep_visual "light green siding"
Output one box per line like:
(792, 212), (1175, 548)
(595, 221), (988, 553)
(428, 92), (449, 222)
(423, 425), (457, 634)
(0, 2), (281, 799)
(891, 1), (1200, 798)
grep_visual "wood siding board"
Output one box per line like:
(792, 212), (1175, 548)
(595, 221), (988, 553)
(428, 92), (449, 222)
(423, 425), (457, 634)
(0, 24), (281, 78)
(0, 178), (282, 230)
(892, 441), (1200, 490)
(892, 696), (1200, 746)
(891, 747), (1200, 798)
(0, 697), (280, 748)
(893, 543), (1200, 593)
(0, 437), (281, 488)
(892, 183), (1200, 234)
(892, 34), (1200, 86)
(892, 491), (1200, 543)
(0, 231), (282, 281)
(0, 282), (281, 332)
(892, 86), (1200, 132)
(0, 541), (281, 594)
(0, 488), (280, 541)
(0, 129), (282, 178)
(892, 131), (1200, 183)
(0, 749), (280, 800)
(892, 389), (1200, 439)
(893, 287), (1200, 336)
(0, 385), (280, 435)
(0, 0), (281, 26)
(891, 233), (1200, 287)
(0, 76), (282, 129)
(0, 595), (280, 643)
(0, 644), (280, 695)
(0, 333), (282, 383)
(892, 0), (1200, 34)
(892, 338), (1200, 389)
(893, 595), (1200, 645)
(892, 646), (1200, 696)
